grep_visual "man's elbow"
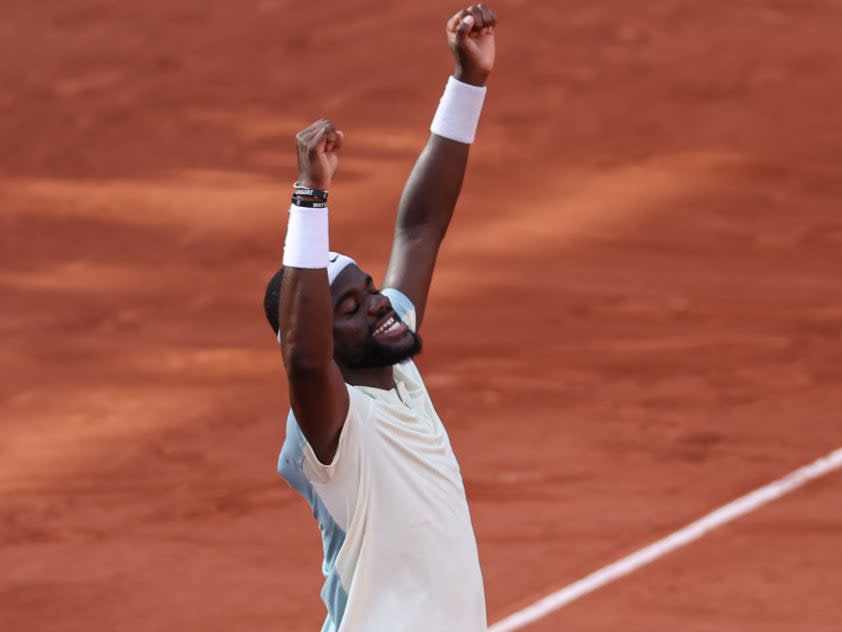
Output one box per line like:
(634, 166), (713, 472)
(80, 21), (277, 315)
(396, 223), (447, 250)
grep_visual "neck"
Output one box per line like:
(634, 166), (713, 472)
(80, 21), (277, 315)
(341, 365), (395, 390)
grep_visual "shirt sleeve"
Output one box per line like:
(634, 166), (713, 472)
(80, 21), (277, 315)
(382, 287), (417, 332)
(300, 384), (371, 483)
(298, 385), (373, 530)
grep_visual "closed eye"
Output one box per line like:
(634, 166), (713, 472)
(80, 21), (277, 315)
(339, 298), (358, 316)
(335, 275), (377, 317)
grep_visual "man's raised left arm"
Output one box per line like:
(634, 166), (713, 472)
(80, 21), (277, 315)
(382, 3), (497, 330)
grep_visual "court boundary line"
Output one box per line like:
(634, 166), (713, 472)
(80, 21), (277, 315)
(488, 447), (842, 632)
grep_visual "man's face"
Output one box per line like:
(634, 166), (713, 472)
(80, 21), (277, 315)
(330, 265), (421, 369)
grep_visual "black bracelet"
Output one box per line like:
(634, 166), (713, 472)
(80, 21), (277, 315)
(293, 181), (328, 201)
(291, 195), (327, 208)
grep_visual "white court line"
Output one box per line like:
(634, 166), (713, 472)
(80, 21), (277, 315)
(489, 447), (842, 632)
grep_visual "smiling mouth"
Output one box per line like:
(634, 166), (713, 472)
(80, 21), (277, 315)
(372, 315), (406, 337)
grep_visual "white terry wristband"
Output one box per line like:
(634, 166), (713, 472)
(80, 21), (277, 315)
(282, 205), (329, 269)
(430, 76), (487, 144)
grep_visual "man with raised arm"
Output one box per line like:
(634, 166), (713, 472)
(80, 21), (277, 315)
(263, 5), (496, 631)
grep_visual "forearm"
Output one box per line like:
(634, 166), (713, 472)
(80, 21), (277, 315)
(279, 268), (334, 372)
(395, 134), (470, 240)
(280, 120), (341, 370)
(395, 68), (488, 236)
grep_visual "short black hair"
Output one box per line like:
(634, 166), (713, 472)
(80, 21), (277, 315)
(263, 267), (284, 336)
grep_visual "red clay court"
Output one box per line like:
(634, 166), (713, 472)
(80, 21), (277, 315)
(2, 1), (841, 630)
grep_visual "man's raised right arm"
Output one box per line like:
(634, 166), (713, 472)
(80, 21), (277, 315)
(279, 119), (348, 465)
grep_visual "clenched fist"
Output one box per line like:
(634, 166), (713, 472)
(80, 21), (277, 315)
(447, 4), (497, 87)
(295, 119), (344, 191)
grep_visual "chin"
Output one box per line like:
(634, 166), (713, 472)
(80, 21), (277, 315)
(387, 332), (423, 361)
(350, 332), (423, 369)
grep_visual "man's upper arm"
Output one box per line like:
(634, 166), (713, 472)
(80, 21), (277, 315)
(285, 362), (349, 466)
(382, 226), (440, 329)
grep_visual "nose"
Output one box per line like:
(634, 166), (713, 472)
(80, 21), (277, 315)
(368, 292), (390, 315)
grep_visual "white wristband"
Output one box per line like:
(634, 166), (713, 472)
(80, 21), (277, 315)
(430, 76), (487, 144)
(282, 205), (329, 269)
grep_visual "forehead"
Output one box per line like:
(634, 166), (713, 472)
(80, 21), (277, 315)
(329, 264), (370, 300)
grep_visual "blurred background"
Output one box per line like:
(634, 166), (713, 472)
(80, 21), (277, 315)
(2, 1), (841, 630)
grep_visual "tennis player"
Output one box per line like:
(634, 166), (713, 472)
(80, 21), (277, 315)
(263, 4), (497, 630)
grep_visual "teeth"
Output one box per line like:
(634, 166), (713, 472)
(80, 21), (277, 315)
(375, 317), (396, 335)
